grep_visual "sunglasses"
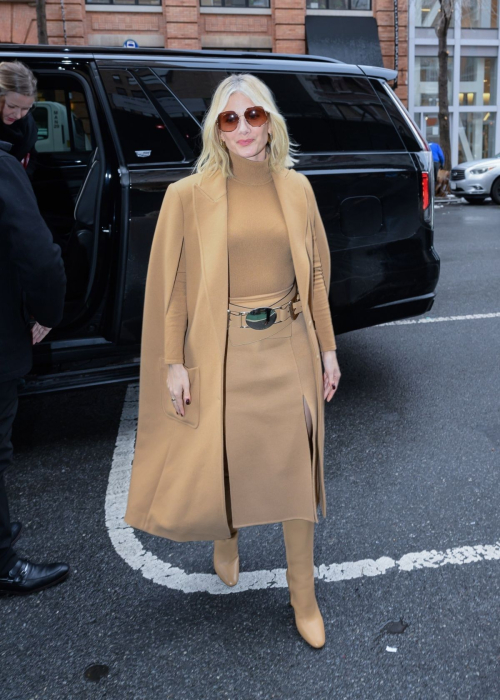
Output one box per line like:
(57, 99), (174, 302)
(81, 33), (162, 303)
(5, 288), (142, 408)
(217, 106), (269, 132)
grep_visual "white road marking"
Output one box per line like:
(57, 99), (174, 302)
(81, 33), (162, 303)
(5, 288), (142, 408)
(106, 384), (500, 595)
(381, 312), (500, 326)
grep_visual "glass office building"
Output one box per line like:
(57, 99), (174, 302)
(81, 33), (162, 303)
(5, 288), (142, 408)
(409, 0), (500, 164)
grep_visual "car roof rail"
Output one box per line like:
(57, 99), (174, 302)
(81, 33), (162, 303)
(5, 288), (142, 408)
(0, 43), (396, 80)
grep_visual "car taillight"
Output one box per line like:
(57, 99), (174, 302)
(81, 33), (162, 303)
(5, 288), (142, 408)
(422, 171), (430, 209)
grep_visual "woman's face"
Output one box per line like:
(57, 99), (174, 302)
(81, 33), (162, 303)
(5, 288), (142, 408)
(0, 91), (35, 125)
(218, 92), (270, 162)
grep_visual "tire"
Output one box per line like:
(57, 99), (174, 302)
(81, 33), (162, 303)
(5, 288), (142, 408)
(463, 197), (486, 204)
(491, 178), (500, 205)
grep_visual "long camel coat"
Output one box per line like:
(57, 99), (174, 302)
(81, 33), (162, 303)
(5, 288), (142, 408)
(124, 165), (331, 542)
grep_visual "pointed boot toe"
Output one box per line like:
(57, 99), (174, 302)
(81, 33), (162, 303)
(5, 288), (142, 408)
(214, 556), (240, 587)
(286, 567), (326, 649)
(294, 610), (325, 649)
(213, 531), (239, 587)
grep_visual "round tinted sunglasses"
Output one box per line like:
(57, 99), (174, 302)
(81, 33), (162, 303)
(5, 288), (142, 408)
(217, 106), (269, 132)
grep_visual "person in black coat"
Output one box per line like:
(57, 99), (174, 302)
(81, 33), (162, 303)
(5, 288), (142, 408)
(0, 60), (39, 177)
(0, 140), (69, 595)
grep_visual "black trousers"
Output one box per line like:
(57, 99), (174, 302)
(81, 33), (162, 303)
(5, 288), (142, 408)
(0, 378), (19, 574)
(433, 161), (440, 184)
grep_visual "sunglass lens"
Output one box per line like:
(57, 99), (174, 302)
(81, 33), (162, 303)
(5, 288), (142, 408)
(219, 111), (239, 132)
(245, 107), (267, 127)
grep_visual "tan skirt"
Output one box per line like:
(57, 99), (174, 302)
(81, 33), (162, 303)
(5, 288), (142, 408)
(224, 282), (318, 528)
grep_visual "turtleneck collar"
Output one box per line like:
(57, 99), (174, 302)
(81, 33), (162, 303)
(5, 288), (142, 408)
(229, 149), (272, 186)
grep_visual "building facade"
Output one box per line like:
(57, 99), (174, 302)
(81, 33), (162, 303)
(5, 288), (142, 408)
(410, 0), (500, 164)
(0, 0), (408, 103)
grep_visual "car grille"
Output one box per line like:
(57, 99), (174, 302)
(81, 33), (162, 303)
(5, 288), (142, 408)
(451, 169), (466, 181)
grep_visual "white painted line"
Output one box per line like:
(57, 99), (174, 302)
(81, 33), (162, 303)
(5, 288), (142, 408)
(380, 312), (500, 326)
(106, 385), (500, 595)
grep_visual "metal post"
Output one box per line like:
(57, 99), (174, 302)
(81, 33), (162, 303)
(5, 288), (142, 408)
(394, 0), (399, 89)
(60, 0), (67, 45)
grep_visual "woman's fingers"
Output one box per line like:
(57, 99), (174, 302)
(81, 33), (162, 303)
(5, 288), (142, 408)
(323, 369), (341, 402)
(167, 364), (191, 417)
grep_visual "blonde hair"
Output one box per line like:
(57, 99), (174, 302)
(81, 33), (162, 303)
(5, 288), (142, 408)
(194, 73), (298, 178)
(0, 60), (37, 98)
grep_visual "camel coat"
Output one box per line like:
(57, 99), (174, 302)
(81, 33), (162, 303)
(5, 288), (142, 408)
(124, 165), (331, 542)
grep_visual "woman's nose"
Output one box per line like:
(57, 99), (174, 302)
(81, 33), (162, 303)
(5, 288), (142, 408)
(237, 116), (251, 136)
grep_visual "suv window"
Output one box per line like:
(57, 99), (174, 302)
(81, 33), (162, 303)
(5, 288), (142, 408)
(34, 76), (94, 158)
(99, 68), (186, 165)
(369, 79), (423, 152)
(131, 68), (201, 160)
(154, 69), (228, 127)
(255, 73), (405, 152)
(160, 70), (405, 154)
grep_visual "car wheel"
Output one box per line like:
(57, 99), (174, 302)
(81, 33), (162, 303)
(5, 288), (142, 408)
(463, 197), (486, 204)
(491, 178), (500, 205)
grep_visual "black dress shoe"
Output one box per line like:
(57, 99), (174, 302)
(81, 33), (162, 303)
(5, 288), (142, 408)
(10, 522), (22, 547)
(0, 559), (70, 595)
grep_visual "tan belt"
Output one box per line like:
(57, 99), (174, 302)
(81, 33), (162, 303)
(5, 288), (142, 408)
(227, 285), (303, 346)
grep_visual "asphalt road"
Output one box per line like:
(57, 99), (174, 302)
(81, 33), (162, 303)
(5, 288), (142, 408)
(1, 200), (500, 700)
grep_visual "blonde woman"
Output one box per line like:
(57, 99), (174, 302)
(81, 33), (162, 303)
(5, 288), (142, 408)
(0, 61), (38, 173)
(125, 73), (341, 648)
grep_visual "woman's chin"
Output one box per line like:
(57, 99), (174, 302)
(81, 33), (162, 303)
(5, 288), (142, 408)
(231, 143), (267, 161)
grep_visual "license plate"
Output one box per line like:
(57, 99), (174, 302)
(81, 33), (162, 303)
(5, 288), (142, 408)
(450, 182), (456, 190)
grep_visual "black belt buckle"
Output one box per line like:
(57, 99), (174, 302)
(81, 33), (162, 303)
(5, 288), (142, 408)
(245, 307), (277, 330)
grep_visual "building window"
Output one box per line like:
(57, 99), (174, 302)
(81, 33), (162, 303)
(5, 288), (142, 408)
(306, 0), (371, 8)
(414, 0), (453, 28)
(458, 112), (496, 161)
(200, 0), (270, 6)
(459, 56), (497, 106)
(423, 113), (441, 143)
(461, 0), (498, 28)
(86, 0), (160, 6)
(415, 56), (453, 107)
(203, 47), (272, 51)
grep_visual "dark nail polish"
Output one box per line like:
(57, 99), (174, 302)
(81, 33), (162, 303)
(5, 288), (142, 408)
(186, 399), (191, 405)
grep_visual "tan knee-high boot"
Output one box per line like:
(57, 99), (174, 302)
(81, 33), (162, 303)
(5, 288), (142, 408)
(282, 520), (325, 649)
(213, 531), (239, 587)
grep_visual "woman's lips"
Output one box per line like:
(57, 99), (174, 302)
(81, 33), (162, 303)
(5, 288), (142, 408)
(237, 139), (254, 146)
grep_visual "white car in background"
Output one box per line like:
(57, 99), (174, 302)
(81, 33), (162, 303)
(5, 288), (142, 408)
(449, 155), (500, 204)
(33, 101), (91, 153)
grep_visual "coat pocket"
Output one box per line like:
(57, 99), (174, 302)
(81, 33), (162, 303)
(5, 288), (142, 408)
(160, 359), (200, 429)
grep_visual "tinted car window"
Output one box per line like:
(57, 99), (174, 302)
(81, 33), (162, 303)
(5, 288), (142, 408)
(369, 79), (422, 152)
(255, 73), (405, 152)
(154, 69), (228, 127)
(34, 76), (94, 157)
(132, 68), (201, 159)
(99, 68), (184, 165)
(162, 70), (405, 153)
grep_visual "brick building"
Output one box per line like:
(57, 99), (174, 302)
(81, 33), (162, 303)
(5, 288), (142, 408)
(0, 0), (408, 104)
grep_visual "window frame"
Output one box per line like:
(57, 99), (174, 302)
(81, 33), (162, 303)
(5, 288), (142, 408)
(32, 69), (99, 163)
(305, 0), (372, 9)
(199, 0), (270, 7)
(86, 0), (161, 6)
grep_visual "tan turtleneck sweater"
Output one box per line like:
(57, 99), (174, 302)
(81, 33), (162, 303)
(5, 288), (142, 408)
(164, 151), (336, 363)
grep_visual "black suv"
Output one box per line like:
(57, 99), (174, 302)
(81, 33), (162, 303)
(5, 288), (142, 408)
(0, 44), (440, 394)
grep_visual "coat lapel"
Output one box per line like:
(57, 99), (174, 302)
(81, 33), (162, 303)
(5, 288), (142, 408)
(193, 171), (229, 359)
(272, 168), (311, 311)
(193, 166), (312, 360)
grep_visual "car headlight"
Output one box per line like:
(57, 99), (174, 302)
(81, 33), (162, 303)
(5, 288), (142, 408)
(470, 166), (496, 174)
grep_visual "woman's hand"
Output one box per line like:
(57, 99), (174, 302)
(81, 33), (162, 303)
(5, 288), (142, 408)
(322, 350), (341, 402)
(167, 364), (191, 417)
(31, 322), (51, 344)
